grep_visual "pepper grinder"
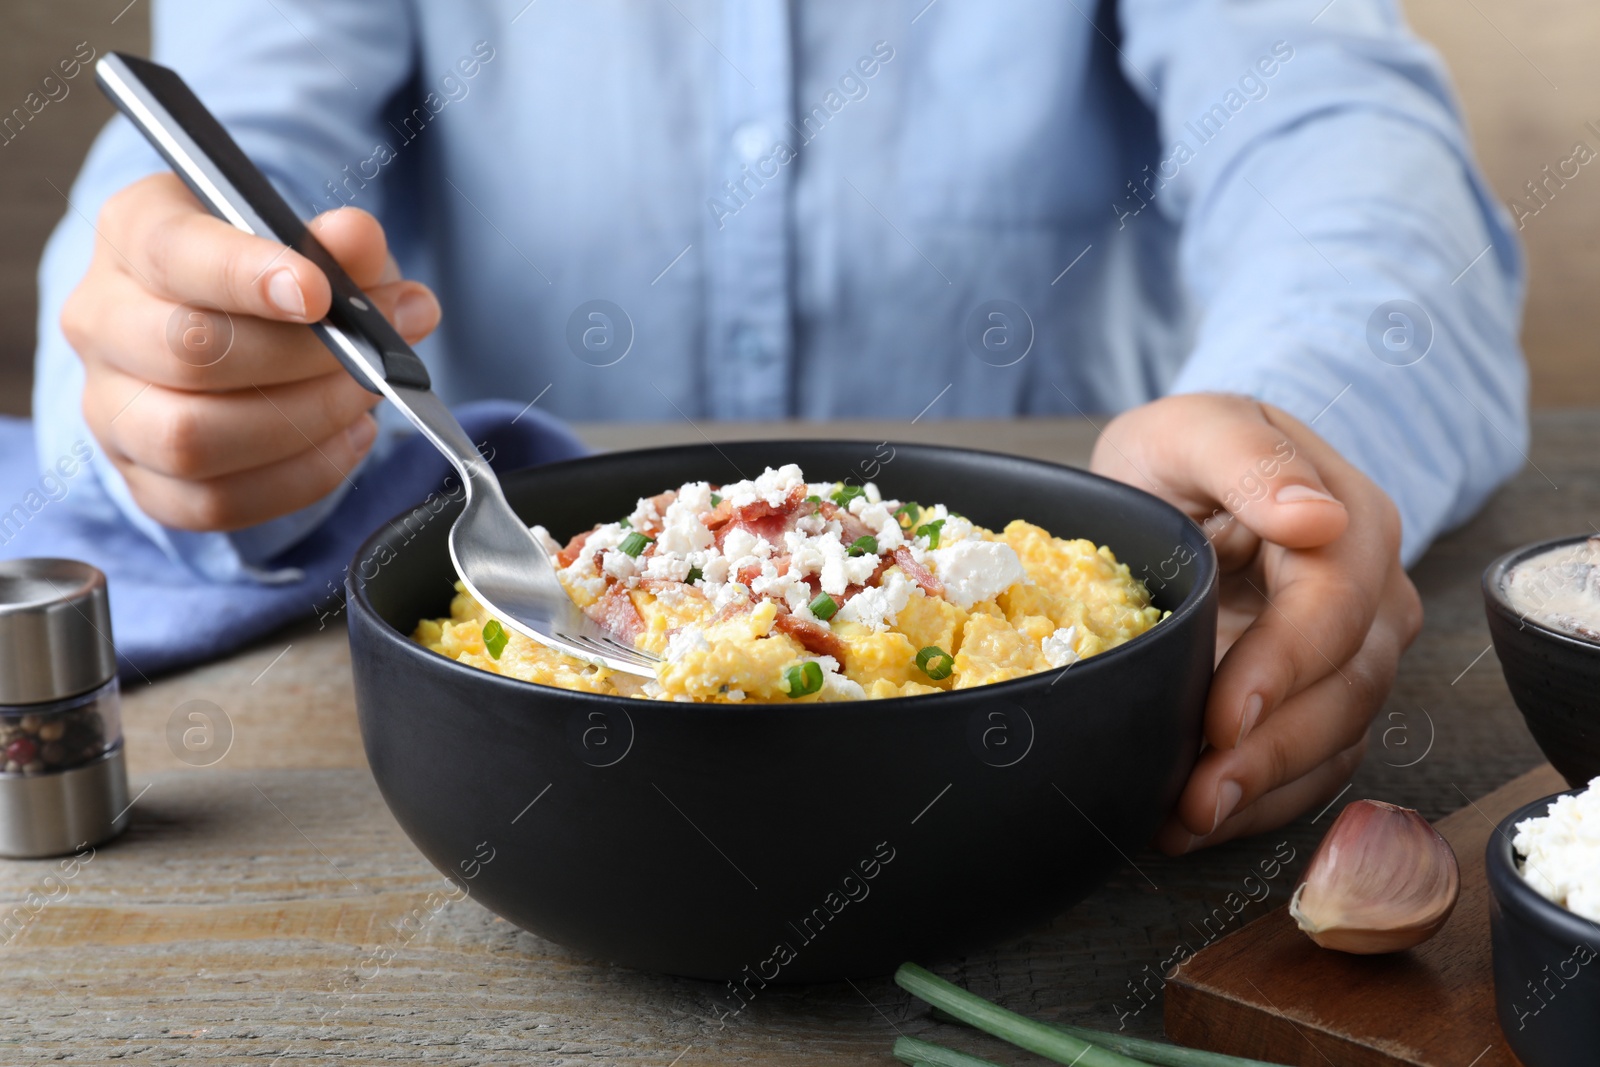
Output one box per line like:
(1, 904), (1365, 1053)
(0, 559), (130, 858)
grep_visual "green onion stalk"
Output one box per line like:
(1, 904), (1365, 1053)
(902, 965), (1292, 1067)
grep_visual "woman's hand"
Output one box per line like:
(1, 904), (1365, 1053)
(1090, 393), (1423, 854)
(62, 173), (441, 532)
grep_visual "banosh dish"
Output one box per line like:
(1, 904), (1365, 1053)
(346, 441), (1218, 980)
(416, 465), (1164, 702)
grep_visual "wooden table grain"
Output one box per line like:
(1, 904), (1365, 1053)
(0, 412), (1591, 1065)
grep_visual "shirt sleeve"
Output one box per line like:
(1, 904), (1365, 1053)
(1116, 0), (1527, 565)
(32, 0), (417, 583)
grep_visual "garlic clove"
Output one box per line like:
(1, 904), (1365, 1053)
(1289, 798), (1460, 955)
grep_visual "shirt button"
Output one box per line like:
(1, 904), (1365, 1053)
(732, 326), (774, 366)
(731, 122), (771, 164)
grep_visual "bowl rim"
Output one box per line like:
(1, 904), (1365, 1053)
(1486, 788), (1600, 943)
(1482, 534), (1600, 655)
(346, 438), (1220, 712)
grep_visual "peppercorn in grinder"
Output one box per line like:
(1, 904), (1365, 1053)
(0, 559), (130, 858)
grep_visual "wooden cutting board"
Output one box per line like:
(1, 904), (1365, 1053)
(1165, 763), (1566, 1067)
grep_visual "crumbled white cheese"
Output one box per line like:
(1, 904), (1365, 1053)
(720, 527), (773, 563)
(856, 502), (905, 551)
(928, 539), (1028, 609)
(559, 522), (631, 597)
(1515, 776), (1600, 922)
(674, 481), (715, 514)
(657, 495), (715, 555)
(1042, 626), (1080, 668)
(750, 564), (814, 618)
(643, 553), (693, 582)
(940, 515), (978, 545)
(725, 464), (806, 509)
(649, 583), (694, 609)
(665, 626), (710, 664)
(725, 688), (745, 702)
(698, 554), (730, 585)
(627, 497), (662, 532)
(838, 569), (915, 632)
(601, 549), (639, 581)
(711, 581), (749, 613)
(563, 570), (606, 599)
(820, 665), (867, 701)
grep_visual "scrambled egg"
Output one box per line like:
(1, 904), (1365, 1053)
(415, 466), (1162, 703)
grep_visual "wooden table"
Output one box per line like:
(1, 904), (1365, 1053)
(1, 412), (1591, 1065)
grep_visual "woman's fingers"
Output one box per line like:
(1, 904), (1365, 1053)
(1091, 393), (1349, 558)
(1206, 550), (1378, 750)
(1169, 563), (1418, 840)
(66, 174), (443, 534)
(1202, 404), (1403, 751)
(1154, 737), (1370, 855)
(100, 173), (331, 323)
(305, 205), (394, 289)
(86, 361), (382, 481)
(106, 413), (379, 532)
(70, 256), (440, 394)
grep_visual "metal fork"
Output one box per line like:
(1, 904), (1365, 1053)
(96, 52), (659, 676)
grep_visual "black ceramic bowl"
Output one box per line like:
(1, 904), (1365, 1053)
(1487, 790), (1600, 1067)
(1483, 536), (1600, 787)
(346, 441), (1217, 981)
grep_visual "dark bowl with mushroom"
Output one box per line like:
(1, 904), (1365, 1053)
(344, 441), (1218, 981)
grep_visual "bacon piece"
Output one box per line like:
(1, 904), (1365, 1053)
(585, 584), (645, 645)
(713, 485), (812, 549)
(772, 610), (847, 662)
(893, 547), (944, 597)
(555, 528), (593, 569)
(702, 497), (734, 530)
(816, 499), (876, 544)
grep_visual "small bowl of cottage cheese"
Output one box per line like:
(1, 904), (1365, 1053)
(1484, 536), (1600, 788)
(1487, 782), (1600, 1067)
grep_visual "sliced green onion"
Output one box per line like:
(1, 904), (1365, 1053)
(894, 501), (921, 528)
(481, 620), (508, 660)
(804, 494), (822, 504)
(892, 1036), (1006, 1067)
(916, 518), (946, 548)
(618, 531), (652, 557)
(710, 492), (723, 507)
(895, 963), (1151, 1067)
(916, 646), (953, 680)
(832, 484), (865, 507)
(847, 535), (878, 557)
(808, 592), (838, 620)
(685, 567), (703, 584)
(783, 661), (824, 698)
(619, 517), (632, 528)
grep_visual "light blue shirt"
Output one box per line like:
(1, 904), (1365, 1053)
(34, 0), (1527, 579)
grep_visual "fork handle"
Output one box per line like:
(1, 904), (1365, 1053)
(94, 52), (430, 397)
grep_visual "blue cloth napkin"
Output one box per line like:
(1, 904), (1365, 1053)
(0, 401), (587, 680)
